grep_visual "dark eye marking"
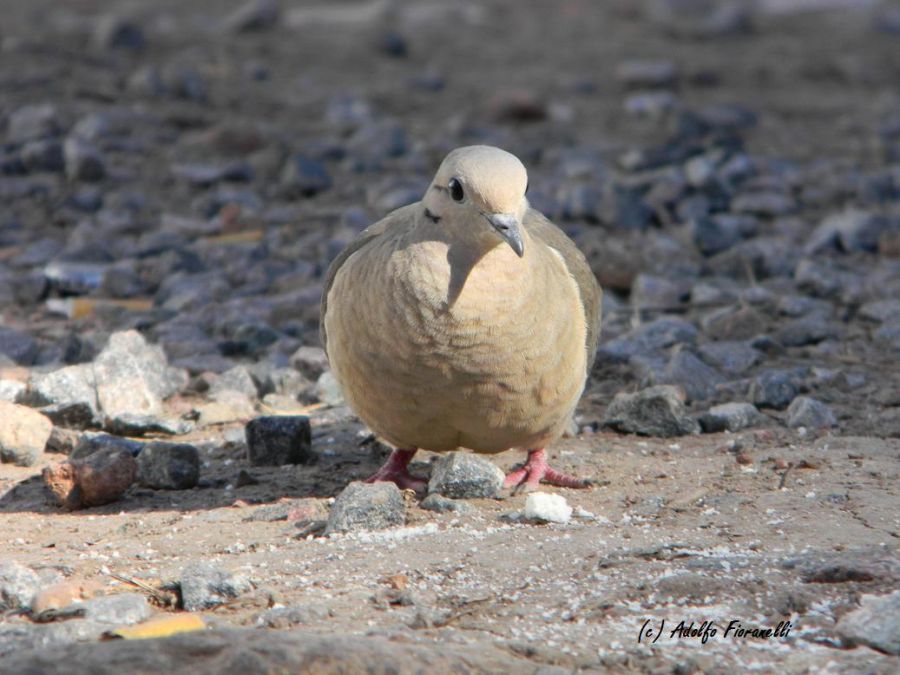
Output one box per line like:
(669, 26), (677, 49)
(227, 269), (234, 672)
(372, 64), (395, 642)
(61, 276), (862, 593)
(424, 207), (441, 223)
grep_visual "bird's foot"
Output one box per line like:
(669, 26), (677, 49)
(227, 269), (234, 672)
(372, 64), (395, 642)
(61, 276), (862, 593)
(363, 448), (427, 492)
(503, 448), (593, 492)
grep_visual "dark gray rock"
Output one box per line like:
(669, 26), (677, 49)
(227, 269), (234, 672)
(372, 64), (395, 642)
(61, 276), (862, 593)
(701, 305), (766, 342)
(690, 214), (755, 256)
(697, 341), (762, 375)
(0, 326), (38, 365)
(624, 90), (678, 118)
(807, 208), (896, 254)
(92, 14), (145, 50)
(786, 396), (837, 429)
(6, 104), (59, 145)
(795, 258), (844, 298)
(858, 299), (900, 323)
(0, 628), (532, 673)
(104, 413), (192, 437)
(210, 366), (259, 401)
(0, 402), (52, 466)
(256, 604), (332, 628)
(709, 237), (798, 279)
(658, 347), (725, 402)
(630, 274), (689, 310)
(427, 452), (504, 499)
(136, 442), (200, 489)
(775, 314), (839, 348)
(0, 560), (41, 610)
(71, 433), (143, 460)
(836, 591), (900, 655)
(731, 190), (795, 217)
(83, 593), (151, 624)
(180, 563), (253, 611)
(699, 402), (763, 433)
(874, 321), (900, 352)
(749, 371), (800, 410)
(325, 481), (405, 535)
(420, 493), (475, 514)
(20, 139), (64, 173)
(598, 316), (698, 363)
(245, 416), (313, 466)
(280, 155), (331, 197)
(223, 0), (280, 33)
(602, 385), (700, 437)
(63, 137), (106, 182)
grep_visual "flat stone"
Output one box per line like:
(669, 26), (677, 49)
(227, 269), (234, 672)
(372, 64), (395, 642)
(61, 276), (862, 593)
(0, 402), (52, 466)
(598, 316), (698, 363)
(775, 314), (838, 347)
(82, 593), (151, 625)
(0, 560), (41, 611)
(420, 493), (474, 514)
(325, 481), (405, 535)
(0, 628), (533, 674)
(699, 402), (764, 433)
(63, 137), (106, 182)
(697, 341), (762, 375)
(836, 591), (900, 655)
(602, 385), (700, 437)
(180, 563), (253, 611)
(28, 364), (99, 426)
(786, 396), (837, 429)
(859, 299), (900, 323)
(427, 452), (504, 499)
(245, 416), (314, 466)
(658, 347), (725, 403)
(750, 371), (800, 410)
(223, 0), (281, 33)
(702, 306), (767, 341)
(42, 447), (137, 510)
(256, 604), (332, 629)
(71, 433), (143, 460)
(136, 442), (200, 489)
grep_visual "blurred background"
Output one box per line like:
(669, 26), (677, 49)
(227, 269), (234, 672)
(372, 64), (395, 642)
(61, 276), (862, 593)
(1, 0), (899, 436)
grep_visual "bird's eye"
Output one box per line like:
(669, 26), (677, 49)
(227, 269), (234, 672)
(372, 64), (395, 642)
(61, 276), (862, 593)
(448, 178), (464, 202)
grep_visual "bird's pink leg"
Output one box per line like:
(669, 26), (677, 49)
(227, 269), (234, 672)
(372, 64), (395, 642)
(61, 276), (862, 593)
(363, 448), (427, 491)
(503, 448), (593, 491)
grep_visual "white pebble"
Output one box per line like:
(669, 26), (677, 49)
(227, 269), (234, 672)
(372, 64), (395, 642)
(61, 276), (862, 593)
(524, 493), (572, 524)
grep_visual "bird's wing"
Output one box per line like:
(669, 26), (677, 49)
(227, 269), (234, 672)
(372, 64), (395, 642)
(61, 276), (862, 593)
(319, 205), (417, 357)
(525, 208), (603, 372)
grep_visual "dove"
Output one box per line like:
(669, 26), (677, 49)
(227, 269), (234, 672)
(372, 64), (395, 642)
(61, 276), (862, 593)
(321, 145), (602, 491)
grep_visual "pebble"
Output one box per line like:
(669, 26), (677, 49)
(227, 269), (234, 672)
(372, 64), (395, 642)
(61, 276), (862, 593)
(209, 366), (259, 401)
(256, 604), (332, 629)
(835, 590), (900, 655)
(749, 370), (800, 410)
(658, 347), (725, 402)
(630, 274), (689, 310)
(136, 442), (200, 489)
(92, 14), (145, 51)
(699, 402), (763, 433)
(325, 481), (405, 535)
(0, 561), (41, 610)
(244, 415), (314, 466)
(83, 593), (152, 625)
(786, 396), (837, 429)
(0, 326), (39, 365)
(697, 341), (762, 375)
(427, 452), (504, 499)
(280, 155), (332, 197)
(63, 137), (106, 182)
(0, 402), (52, 466)
(420, 494), (474, 514)
(179, 563), (253, 611)
(775, 314), (838, 348)
(6, 104), (59, 145)
(598, 316), (698, 363)
(730, 190), (796, 217)
(523, 493), (572, 524)
(223, 0), (281, 33)
(602, 385), (700, 437)
(42, 447), (137, 510)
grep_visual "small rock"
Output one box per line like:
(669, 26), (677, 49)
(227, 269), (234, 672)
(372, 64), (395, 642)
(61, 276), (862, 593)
(0, 402), (52, 466)
(701, 305), (766, 341)
(104, 413), (192, 437)
(92, 14), (145, 50)
(256, 604), (332, 629)
(280, 155), (331, 197)
(697, 341), (762, 375)
(835, 591), (900, 655)
(42, 447), (137, 510)
(691, 215), (755, 256)
(209, 366), (259, 401)
(750, 371), (800, 410)
(523, 493), (572, 524)
(325, 481), (405, 535)
(427, 452), (504, 499)
(775, 314), (838, 347)
(20, 139), (64, 173)
(598, 316), (698, 363)
(624, 90), (678, 118)
(179, 563), (253, 611)
(83, 593), (151, 625)
(0, 326), (39, 365)
(63, 137), (106, 182)
(0, 561), (41, 610)
(45, 427), (80, 455)
(807, 209), (895, 254)
(6, 103), (59, 145)
(658, 347), (725, 402)
(315, 371), (344, 406)
(420, 494), (474, 514)
(858, 299), (900, 323)
(731, 191), (795, 217)
(786, 396), (837, 430)
(245, 416), (314, 466)
(602, 385), (700, 437)
(136, 442), (200, 490)
(699, 402), (763, 433)
(71, 433), (143, 460)
(630, 274), (689, 310)
(615, 59), (677, 88)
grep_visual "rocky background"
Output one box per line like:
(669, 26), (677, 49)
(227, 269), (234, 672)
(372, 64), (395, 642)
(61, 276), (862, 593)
(1, 0), (899, 672)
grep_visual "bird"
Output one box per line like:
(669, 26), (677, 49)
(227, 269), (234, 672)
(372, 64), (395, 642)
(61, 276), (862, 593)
(320, 145), (602, 492)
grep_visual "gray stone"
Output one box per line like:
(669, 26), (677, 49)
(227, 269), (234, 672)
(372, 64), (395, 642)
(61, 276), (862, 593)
(315, 371), (344, 406)
(598, 316), (698, 363)
(325, 481), (405, 535)
(83, 593), (151, 624)
(702, 306), (766, 342)
(658, 347), (725, 402)
(630, 274), (689, 310)
(691, 214), (755, 256)
(0, 560), (41, 610)
(602, 385), (700, 437)
(224, 0), (281, 32)
(775, 314), (838, 348)
(7, 103), (59, 145)
(29, 364), (98, 424)
(179, 563), (253, 611)
(874, 321), (900, 352)
(280, 155), (332, 197)
(0, 326), (39, 365)
(731, 190), (795, 217)
(245, 416), (314, 466)
(420, 493), (474, 514)
(0, 379), (26, 402)
(786, 396), (837, 429)
(750, 371), (799, 410)
(615, 59), (677, 88)
(63, 137), (106, 182)
(807, 208), (895, 254)
(136, 442), (200, 489)
(859, 299), (900, 323)
(836, 591), (900, 655)
(256, 604), (331, 628)
(104, 413), (192, 437)
(71, 433), (143, 460)
(0, 402), (52, 466)
(209, 366), (259, 401)
(0, 628), (532, 673)
(92, 14), (146, 50)
(699, 402), (763, 433)
(697, 341), (762, 375)
(624, 91), (678, 118)
(427, 452), (504, 499)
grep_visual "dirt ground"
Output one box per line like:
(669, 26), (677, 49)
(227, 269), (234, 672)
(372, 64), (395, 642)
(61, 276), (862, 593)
(1, 0), (899, 672)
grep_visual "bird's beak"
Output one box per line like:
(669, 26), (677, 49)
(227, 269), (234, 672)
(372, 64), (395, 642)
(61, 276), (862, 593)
(485, 213), (525, 257)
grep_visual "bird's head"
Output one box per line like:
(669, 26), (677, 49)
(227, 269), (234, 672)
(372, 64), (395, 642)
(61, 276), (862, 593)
(422, 145), (529, 257)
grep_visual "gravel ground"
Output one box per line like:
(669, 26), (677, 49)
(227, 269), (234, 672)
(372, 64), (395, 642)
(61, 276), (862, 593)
(1, 0), (899, 672)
